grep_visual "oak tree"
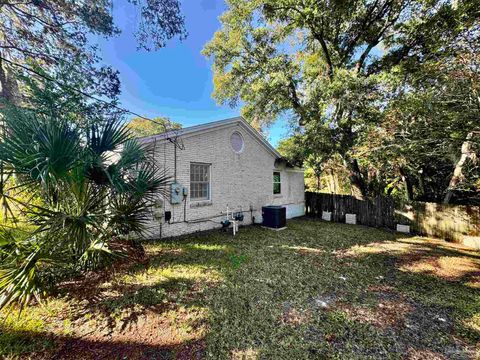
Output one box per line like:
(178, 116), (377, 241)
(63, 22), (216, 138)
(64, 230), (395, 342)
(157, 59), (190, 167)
(204, 0), (479, 200)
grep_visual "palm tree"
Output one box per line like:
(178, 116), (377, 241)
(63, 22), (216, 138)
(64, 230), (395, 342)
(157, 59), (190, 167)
(0, 104), (170, 311)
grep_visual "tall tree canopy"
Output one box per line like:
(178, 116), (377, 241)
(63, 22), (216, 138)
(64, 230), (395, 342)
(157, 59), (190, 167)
(0, 0), (187, 103)
(204, 0), (480, 202)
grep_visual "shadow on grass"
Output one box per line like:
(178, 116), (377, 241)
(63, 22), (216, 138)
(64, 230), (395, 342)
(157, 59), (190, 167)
(1, 240), (232, 359)
(0, 325), (205, 360)
(203, 219), (480, 359)
(350, 252), (480, 358)
(67, 244), (234, 335)
(325, 244), (480, 358)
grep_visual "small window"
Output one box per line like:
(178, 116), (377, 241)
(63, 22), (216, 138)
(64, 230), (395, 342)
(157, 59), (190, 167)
(190, 163), (210, 200)
(273, 171), (281, 194)
(230, 131), (244, 153)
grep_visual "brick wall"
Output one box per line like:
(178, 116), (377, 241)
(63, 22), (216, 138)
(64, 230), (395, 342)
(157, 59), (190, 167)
(144, 122), (305, 238)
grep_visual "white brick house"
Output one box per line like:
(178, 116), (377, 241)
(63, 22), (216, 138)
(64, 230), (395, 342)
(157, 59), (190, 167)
(140, 117), (305, 238)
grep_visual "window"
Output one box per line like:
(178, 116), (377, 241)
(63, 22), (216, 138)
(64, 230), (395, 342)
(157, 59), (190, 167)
(230, 131), (244, 153)
(190, 163), (210, 200)
(273, 171), (281, 194)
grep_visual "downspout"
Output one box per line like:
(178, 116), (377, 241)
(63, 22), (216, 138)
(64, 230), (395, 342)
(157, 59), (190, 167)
(174, 144), (177, 182)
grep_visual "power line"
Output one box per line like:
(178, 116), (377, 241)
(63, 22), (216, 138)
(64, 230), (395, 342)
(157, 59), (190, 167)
(0, 56), (184, 148)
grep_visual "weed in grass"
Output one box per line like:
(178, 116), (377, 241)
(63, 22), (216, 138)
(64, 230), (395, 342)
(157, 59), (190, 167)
(229, 253), (247, 269)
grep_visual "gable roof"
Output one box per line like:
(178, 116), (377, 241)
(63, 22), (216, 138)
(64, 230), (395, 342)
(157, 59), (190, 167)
(139, 116), (282, 158)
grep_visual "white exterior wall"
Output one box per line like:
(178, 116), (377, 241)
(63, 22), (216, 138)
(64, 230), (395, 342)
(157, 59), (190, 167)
(144, 122), (305, 238)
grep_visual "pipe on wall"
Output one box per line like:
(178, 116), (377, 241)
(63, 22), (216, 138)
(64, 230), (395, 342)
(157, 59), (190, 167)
(167, 206), (258, 225)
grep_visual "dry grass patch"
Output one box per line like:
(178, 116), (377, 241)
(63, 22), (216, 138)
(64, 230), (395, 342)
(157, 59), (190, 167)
(401, 256), (480, 283)
(339, 299), (414, 329)
(280, 304), (311, 326)
(405, 348), (449, 360)
(230, 348), (259, 360)
(342, 236), (480, 285)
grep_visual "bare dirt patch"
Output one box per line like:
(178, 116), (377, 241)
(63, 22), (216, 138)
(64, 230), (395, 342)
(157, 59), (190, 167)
(405, 348), (449, 360)
(339, 299), (414, 329)
(281, 303), (311, 326)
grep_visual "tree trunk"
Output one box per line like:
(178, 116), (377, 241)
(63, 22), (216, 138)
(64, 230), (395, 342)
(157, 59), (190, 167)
(417, 170), (426, 200)
(399, 167), (414, 202)
(0, 53), (18, 104)
(329, 168), (335, 193)
(0, 56), (8, 102)
(0, 52), (18, 221)
(343, 157), (367, 200)
(444, 132), (477, 204)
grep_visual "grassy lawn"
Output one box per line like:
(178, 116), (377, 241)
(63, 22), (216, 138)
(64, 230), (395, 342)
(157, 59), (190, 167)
(1, 218), (479, 359)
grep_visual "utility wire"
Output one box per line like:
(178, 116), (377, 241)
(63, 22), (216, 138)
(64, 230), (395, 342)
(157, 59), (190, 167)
(0, 55), (184, 148)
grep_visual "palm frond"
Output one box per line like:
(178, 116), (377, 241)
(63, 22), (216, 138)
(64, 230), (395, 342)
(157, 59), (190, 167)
(108, 195), (152, 236)
(0, 109), (81, 188)
(0, 226), (17, 257)
(88, 119), (131, 155)
(115, 139), (149, 170)
(79, 238), (121, 271)
(0, 248), (43, 311)
(127, 163), (171, 201)
(0, 100), (170, 312)
(26, 184), (108, 257)
(85, 119), (132, 185)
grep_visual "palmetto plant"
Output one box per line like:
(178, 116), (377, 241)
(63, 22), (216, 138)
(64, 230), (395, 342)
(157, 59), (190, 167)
(0, 105), (170, 311)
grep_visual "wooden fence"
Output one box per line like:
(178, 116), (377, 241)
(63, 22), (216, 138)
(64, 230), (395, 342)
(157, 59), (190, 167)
(305, 192), (480, 248)
(400, 202), (480, 245)
(305, 192), (396, 229)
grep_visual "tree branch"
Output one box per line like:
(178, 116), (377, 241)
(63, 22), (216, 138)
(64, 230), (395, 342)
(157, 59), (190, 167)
(264, 4), (334, 79)
(310, 26), (334, 79)
(288, 79), (307, 124)
(341, 0), (396, 65)
(341, 0), (382, 61)
(0, 43), (63, 63)
(356, 2), (406, 73)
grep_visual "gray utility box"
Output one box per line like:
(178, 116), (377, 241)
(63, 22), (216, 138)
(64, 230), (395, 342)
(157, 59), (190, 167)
(170, 182), (188, 204)
(262, 206), (286, 229)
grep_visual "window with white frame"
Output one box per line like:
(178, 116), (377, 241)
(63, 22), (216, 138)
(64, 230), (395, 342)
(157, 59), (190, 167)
(273, 171), (281, 194)
(190, 163), (210, 200)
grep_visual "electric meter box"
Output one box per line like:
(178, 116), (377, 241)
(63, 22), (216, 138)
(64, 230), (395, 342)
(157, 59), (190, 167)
(170, 182), (183, 204)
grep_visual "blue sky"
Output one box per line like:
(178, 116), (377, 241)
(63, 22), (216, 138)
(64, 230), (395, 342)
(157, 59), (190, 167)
(96, 0), (287, 146)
